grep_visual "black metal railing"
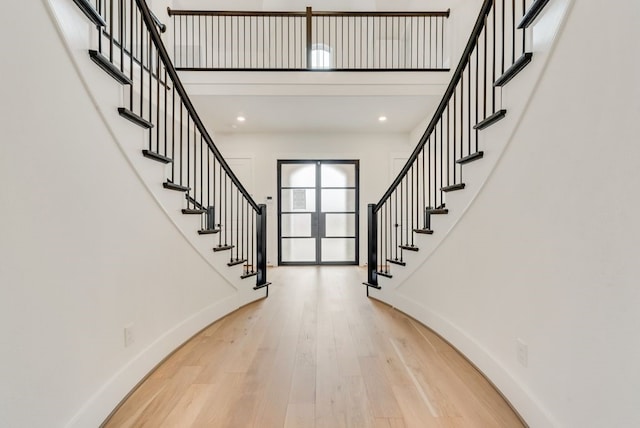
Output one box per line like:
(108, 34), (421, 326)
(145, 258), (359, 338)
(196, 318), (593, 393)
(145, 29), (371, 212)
(365, 0), (533, 289)
(76, 0), (269, 288)
(167, 7), (450, 71)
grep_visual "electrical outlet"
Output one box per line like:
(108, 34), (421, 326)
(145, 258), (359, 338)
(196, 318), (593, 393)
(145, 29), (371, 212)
(124, 324), (135, 348)
(516, 339), (528, 367)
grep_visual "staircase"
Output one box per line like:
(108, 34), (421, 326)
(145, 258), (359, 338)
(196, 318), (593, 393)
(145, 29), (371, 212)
(365, 0), (555, 292)
(70, 0), (270, 293)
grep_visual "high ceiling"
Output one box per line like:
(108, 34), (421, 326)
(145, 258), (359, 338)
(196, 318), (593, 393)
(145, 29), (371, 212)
(190, 94), (441, 135)
(180, 70), (451, 135)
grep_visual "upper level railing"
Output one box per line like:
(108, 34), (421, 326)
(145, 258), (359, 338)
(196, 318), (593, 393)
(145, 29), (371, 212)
(75, 0), (269, 288)
(167, 7), (450, 71)
(365, 0), (535, 288)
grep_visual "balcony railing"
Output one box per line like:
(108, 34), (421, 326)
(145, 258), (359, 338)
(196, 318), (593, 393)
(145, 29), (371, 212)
(167, 7), (450, 71)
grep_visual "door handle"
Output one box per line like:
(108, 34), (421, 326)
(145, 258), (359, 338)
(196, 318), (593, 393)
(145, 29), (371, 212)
(310, 212), (318, 238)
(319, 213), (326, 238)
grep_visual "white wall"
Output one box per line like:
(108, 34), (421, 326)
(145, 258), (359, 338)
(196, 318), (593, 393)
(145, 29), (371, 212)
(376, 1), (640, 426)
(214, 132), (412, 265)
(0, 1), (263, 426)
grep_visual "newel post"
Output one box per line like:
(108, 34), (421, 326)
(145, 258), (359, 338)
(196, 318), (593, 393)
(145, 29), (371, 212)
(254, 204), (270, 293)
(364, 203), (380, 294)
(306, 7), (313, 69)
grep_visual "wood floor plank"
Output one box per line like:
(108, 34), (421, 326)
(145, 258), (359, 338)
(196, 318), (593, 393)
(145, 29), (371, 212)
(284, 403), (316, 428)
(103, 267), (525, 428)
(359, 356), (404, 419)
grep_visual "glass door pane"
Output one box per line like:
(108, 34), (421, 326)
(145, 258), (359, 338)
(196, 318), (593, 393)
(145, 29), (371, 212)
(281, 238), (316, 262)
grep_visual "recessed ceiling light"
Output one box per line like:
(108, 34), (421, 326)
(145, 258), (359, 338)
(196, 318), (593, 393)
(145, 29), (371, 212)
(378, 116), (387, 122)
(237, 116), (246, 122)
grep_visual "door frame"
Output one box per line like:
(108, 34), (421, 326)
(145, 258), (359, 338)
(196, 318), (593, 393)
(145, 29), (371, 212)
(277, 159), (360, 266)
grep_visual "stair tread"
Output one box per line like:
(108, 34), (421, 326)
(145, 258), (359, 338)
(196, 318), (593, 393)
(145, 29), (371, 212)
(227, 258), (248, 267)
(387, 258), (406, 266)
(182, 208), (206, 214)
(414, 228), (434, 235)
(426, 208), (449, 215)
(399, 245), (419, 252)
(441, 183), (466, 192)
(241, 271), (258, 279)
(364, 282), (382, 290)
(142, 150), (172, 164)
(457, 151), (484, 164)
(118, 108), (153, 129)
(474, 109), (507, 130)
(213, 245), (234, 252)
(163, 181), (190, 192)
(376, 271), (393, 279)
(494, 53), (533, 87)
(88, 50), (132, 85)
(198, 229), (220, 235)
(253, 282), (271, 291)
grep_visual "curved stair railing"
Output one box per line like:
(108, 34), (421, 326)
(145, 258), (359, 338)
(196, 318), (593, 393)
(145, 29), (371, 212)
(365, 0), (550, 290)
(72, 0), (269, 291)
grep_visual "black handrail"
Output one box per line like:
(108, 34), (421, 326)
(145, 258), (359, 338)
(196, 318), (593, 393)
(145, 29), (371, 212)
(137, 0), (260, 212)
(168, 8), (449, 17)
(168, 8), (306, 17)
(374, 0), (494, 210)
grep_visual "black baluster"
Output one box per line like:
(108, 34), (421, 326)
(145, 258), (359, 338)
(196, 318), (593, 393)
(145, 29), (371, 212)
(493, 2), (496, 113)
(501, 0), (505, 75)
(156, 44), (160, 154)
(448, 105), (453, 185)
(164, 67), (168, 157)
(224, 173), (228, 246)
(522, 0), (527, 53)
(512, 0), (516, 66)
(109, 0), (114, 62)
(119, 0), (124, 72)
(147, 32), (152, 137)
(200, 135), (203, 206)
(460, 69), (464, 180)
(179, 104), (183, 187)
(139, 9), (144, 120)
(468, 60), (472, 158)
(484, 17), (488, 120)
(475, 45), (479, 153)
(129, 0), (134, 110)
(402, 180), (407, 246)
(171, 87), (175, 182)
(218, 164), (223, 248)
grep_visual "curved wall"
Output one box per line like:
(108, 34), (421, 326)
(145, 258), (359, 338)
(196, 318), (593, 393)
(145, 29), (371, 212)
(0, 1), (263, 426)
(373, 1), (640, 426)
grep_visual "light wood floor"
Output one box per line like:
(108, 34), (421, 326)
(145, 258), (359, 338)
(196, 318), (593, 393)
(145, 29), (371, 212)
(104, 266), (524, 428)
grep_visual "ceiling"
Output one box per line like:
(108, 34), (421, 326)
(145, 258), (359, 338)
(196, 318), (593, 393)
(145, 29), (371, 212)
(181, 71), (450, 135)
(190, 94), (442, 135)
